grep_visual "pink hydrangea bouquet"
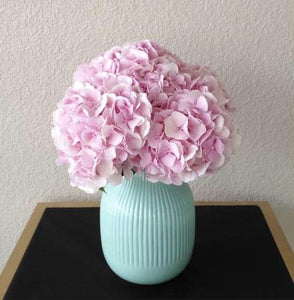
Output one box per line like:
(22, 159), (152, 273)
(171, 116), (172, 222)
(52, 40), (239, 193)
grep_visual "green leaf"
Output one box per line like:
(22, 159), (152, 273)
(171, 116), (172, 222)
(99, 187), (107, 194)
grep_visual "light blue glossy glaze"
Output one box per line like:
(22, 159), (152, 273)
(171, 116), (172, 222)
(100, 174), (195, 285)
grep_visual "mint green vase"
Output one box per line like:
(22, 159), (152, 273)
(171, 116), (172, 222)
(100, 174), (195, 285)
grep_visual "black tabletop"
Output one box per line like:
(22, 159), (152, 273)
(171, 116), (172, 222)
(4, 206), (294, 299)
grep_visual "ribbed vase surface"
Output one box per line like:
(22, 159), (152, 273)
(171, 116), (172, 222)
(100, 174), (195, 284)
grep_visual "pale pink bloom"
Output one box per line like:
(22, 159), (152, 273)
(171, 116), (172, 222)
(52, 40), (240, 192)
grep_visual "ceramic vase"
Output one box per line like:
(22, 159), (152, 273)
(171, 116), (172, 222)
(100, 174), (195, 284)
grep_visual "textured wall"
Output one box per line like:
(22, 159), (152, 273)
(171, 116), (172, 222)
(0, 0), (294, 273)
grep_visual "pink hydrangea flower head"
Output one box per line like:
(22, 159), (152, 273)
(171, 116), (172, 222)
(52, 40), (240, 192)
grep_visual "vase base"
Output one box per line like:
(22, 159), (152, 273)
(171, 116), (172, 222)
(104, 256), (192, 285)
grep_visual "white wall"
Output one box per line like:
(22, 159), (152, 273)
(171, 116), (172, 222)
(1, 0), (293, 272)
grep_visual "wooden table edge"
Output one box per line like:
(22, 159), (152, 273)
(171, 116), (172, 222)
(0, 201), (293, 299)
(0, 204), (46, 298)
